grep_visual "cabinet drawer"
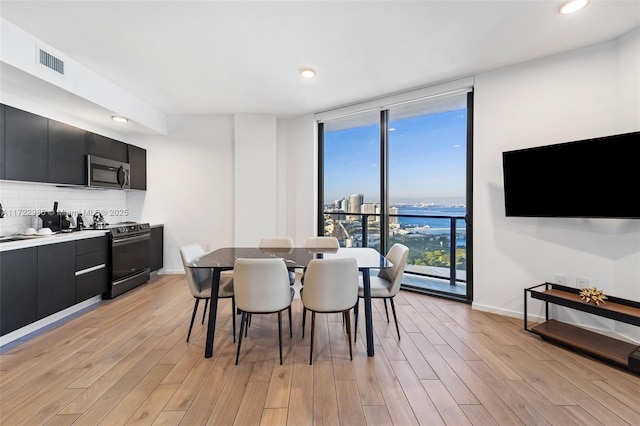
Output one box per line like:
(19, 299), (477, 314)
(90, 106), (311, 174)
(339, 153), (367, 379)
(77, 236), (108, 255)
(76, 266), (109, 302)
(76, 250), (108, 272)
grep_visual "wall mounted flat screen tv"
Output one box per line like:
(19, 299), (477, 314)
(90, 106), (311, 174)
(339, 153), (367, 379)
(502, 131), (640, 218)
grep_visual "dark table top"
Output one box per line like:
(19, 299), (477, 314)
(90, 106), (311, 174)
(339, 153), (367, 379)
(187, 247), (392, 270)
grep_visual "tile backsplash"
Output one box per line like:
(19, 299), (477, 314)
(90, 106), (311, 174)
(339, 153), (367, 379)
(0, 181), (131, 236)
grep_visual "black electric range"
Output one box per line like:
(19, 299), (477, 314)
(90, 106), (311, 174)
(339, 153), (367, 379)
(102, 222), (151, 299)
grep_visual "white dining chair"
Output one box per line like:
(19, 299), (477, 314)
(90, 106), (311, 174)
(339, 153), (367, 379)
(180, 243), (236, 343)
(304, 236), (340, 250)
(233, 258), (295, 365)
(301, 236), (340, 285)
(354, 243), (409, 341)
(300, 257), (359, 364)
(258, 236), (296, 285)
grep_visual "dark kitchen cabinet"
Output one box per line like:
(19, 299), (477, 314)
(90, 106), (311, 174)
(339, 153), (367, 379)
(37, 241), (77, 319)
(48, 119), (88, 185)
(0, 104), (5, 178)
(150, 225), (164, 272)
(128, 144), (147, 190)
(3, 105), (49, 183)
(86, 132), (128, 163)
(1, 104), (146, 189)
(0, 247), (38, 336)
(76, 236), (109, 302)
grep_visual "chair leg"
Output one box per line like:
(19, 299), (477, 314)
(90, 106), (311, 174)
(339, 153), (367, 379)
(278, 311), (283, 365)
(231, 297), (236, 343)
(288, 306), (293, 338)
(245, 313), (250, 337)
(309, 311), (316, 365)
(383, 299), (390, 323)
(345, 309), (353, 360)
(302, 307), (307, 338)
(236, 312), (247, 365)
(187, 299), (199, 343)
(390, 297), (400, 340)
(202, 299), (209, 324)
(353, 300), (359, 342)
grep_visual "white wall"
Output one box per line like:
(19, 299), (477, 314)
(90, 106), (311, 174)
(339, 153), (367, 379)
(127, 115), (235, 273)
(473, 28), (640, 340)
(279, 114), (317, 246)
(233, 114), (277, 246)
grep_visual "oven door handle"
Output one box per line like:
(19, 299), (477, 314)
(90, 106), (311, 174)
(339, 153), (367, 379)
(112, 233), (150, 247)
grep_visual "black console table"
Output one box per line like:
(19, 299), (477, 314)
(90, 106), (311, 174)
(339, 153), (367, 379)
(524, 283), (640, 373)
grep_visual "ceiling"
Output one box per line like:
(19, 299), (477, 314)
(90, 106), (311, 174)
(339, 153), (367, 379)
(1, 1), (639, 134)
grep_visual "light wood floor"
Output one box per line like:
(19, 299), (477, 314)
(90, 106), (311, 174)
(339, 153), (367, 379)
(1, 273), (639, 426)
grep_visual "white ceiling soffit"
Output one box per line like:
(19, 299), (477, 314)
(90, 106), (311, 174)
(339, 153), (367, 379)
(0, 1), (639, 135)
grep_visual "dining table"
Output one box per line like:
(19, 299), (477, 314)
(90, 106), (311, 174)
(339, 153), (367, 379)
(186, 246), (392, 358)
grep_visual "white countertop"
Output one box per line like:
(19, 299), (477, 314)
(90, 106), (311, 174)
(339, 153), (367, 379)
(0, 230), (109, 252)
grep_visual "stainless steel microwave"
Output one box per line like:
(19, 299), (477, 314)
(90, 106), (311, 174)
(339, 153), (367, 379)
(87, 155), (130, 189)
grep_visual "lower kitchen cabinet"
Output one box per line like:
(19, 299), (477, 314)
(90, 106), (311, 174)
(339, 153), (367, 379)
(37, 241), (77, 319)
(0, 247), (38, 335)
(150, 225), (164, 272)
(76, 236), (109, 302)
(1, 235), (110, 338)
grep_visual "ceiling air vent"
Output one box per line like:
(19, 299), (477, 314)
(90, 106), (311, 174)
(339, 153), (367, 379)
(39, 48), (64, 75)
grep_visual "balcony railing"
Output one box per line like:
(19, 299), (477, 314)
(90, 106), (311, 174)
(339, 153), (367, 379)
(322, 211), (467, 287)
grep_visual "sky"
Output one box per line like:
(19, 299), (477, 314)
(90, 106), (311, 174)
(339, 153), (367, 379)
(323, 108), (467, 206)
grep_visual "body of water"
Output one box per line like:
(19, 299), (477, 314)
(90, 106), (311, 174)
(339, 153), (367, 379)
(394, 206), (466, 229)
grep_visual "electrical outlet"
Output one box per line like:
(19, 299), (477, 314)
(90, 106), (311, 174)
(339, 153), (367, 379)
(553, 274), (566, 285)
(576, 277), (589, 288)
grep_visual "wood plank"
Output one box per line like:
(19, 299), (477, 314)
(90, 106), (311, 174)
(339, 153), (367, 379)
(390, 360), (444, 425)
(126, 383), (179, 425)
(312, 361), (339, 426)
(287, 361), (313, 426)
(265, 363), (293, 408)
(233, 381), (269, 426)
(261, 408), (288, 426)
(335, 379), (366, 426)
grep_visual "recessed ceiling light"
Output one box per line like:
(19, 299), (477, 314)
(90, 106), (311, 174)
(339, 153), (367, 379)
(300, 68), (316, 79)
(111, 116), (128, 123)
(558, 0), (589, 15)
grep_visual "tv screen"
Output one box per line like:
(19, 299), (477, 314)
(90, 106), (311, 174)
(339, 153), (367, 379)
(502, 131), (640, 218)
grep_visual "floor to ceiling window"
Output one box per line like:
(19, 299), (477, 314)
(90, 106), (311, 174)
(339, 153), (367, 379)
(318, 86), (473, 303)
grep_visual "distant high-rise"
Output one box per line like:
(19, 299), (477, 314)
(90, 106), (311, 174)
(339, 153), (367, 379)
(389, 206), (399, 225)
(349, 194), (363, 220)
(361, 203), (379, 221)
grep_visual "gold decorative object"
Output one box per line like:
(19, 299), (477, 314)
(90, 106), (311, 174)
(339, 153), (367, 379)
(579, 286), (607, 305)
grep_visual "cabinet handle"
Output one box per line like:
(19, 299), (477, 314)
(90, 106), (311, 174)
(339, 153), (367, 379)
(75, 263), (106, 276)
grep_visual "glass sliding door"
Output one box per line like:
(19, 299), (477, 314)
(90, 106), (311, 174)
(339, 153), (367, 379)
(387, 94), (470, 300)
(319, 90), (473, 303)
(321, 110), (381, 249)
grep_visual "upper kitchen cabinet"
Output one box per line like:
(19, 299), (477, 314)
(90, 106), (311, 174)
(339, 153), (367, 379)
(48, 119), (88, 185)
(3, 105), (49, 183)
(0, 105), (4, 179)
(86, 132), (128, 163)
(128, 144), (147, 190)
